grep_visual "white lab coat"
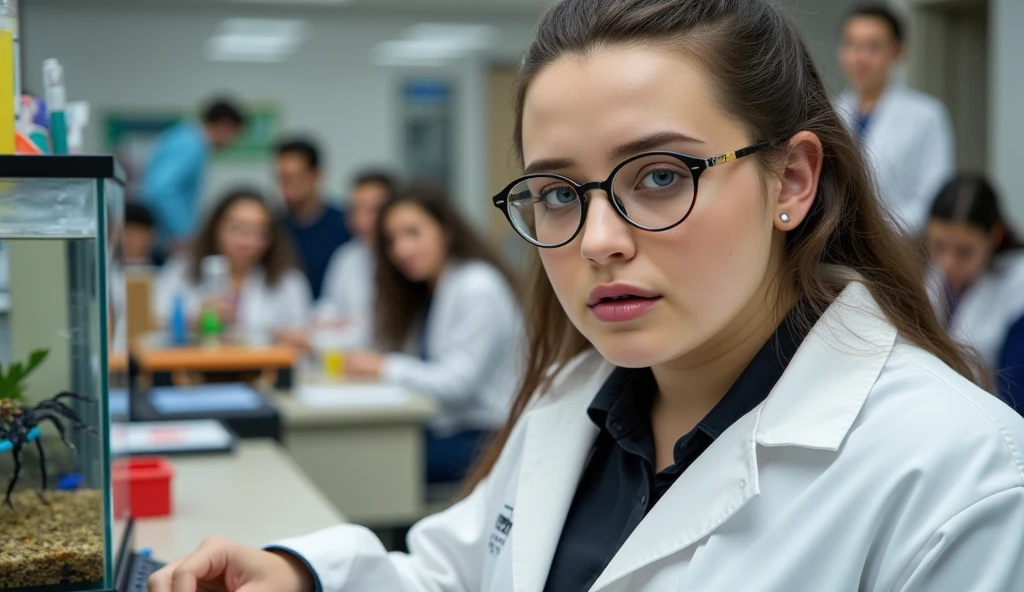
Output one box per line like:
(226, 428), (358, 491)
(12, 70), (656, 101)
(836, 84), (955, 232)
(315, 240), (375, 348)
(152, 257), (311, 341)
(937, 251), (1024, 372)
(272, 276), (1024, 591)
(381, 259), (523, 434)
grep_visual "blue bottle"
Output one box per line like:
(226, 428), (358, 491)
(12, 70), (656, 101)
(170, 294), (187, 346)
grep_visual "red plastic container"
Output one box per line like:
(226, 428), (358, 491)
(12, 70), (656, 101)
(112, 457), (174, 518)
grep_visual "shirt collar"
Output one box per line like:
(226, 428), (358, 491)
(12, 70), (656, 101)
(588, 300), (815, 446)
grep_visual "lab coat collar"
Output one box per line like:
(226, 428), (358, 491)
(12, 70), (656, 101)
(512, 274), (896, 592)
(590, 277), (897, 590)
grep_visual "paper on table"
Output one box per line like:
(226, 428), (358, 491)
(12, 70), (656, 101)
(295, 384), (413, 408)
(111, 419), (234, 456)
(149, 383), (264, 414)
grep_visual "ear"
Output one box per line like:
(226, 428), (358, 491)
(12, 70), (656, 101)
(774, 131), (823, 231)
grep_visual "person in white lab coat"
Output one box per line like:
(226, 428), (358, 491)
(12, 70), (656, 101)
(312, 170), (396, 347)
(152, 188), (311, 343)
(835, 4), (954, 233)
(926, 174), (1024, 414)
(149, 1), (1024, 591)
(340, 182), (522, 484)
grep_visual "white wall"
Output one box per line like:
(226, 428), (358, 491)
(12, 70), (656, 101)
(890, 0), (1024, 229)
(991, 0), (1024, 228)
(21, 3), (536, 226)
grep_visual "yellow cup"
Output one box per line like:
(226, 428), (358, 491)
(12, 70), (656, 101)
(322, 350), (345, 379)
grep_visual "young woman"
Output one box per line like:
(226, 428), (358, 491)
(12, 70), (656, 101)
(152, 188), (311, 343)
(926, 174), (1024, 413)
(150, 1), (1024, 590)
(342, 183), (522, 484)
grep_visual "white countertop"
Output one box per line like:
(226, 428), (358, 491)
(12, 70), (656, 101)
(131, 439), (344, 561)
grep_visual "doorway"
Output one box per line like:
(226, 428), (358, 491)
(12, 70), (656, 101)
(910, 0), (989, 173)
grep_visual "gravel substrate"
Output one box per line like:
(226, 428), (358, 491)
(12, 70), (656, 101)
(0, 489), (104, 589)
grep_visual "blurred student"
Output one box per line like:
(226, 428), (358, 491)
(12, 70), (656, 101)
(124, 202), (157, 267)
(344, 183), (522, 483)
(927, 175), (1024, 413)
(276, 137), (351, 300)
(143, 97), (247, 253)
(315, 170), (396, 341)
(836, 4), (953, 232)
(153, 189), (311, 342)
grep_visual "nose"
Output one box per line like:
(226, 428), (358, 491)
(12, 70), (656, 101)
(579, 190), (636, 265)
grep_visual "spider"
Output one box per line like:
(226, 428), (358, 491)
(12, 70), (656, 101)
(0, 391), (97, 509)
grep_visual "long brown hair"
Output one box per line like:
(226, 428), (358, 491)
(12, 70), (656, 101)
(467, 0), (987, 487)
(187, 188), (298, 286)
(373, 182), (516, 350)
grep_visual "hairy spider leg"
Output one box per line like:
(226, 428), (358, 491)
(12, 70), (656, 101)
(31, 410), (79, 452)
(34, 436), (49, 505)
(34, 399), (97, 434)
(3, 442), (22, 509)
(53, 391), (95, 406)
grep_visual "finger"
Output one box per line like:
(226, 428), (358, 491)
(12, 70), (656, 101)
(171, 540), (232, 592)
(149, 557), (188, 592)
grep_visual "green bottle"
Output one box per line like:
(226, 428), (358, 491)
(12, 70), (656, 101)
(199, 307), (222, 348)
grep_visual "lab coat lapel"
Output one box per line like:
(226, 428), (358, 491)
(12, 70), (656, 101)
(861, 84), (902, 150)
(590, 409), (759, 592)
(591, 279), (896, 590)
(512, 354), (612, 592)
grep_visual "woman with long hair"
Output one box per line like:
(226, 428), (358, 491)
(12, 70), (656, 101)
(152, 188), (310, 342)
(151, 1), (1024, 590)
(927, 174), (1024, 413)
(342, 182), (522, 483)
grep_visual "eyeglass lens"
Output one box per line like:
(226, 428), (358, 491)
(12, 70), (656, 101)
(506, 154), (696, 246)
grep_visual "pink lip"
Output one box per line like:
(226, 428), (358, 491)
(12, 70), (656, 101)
(587, 283), (662, 323)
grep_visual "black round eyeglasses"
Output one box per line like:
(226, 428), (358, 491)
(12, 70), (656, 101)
(491, 140), (779, 248)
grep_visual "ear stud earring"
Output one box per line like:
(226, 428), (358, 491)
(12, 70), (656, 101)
(779, 213), (791, 223)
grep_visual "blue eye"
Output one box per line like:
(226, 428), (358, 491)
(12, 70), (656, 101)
(540, 186), (578, 208)
(640, 169), (678, 189)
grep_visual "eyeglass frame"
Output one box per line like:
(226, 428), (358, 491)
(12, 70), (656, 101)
(492, 139), (782, 248)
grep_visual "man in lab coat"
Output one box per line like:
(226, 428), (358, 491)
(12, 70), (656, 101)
(835, 4), (954, 233)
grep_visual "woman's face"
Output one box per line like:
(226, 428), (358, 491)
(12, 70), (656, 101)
(383, 202), (449, 285)
(216, 199), (272, 270)
(522, 46), (787, 369)
(926, 220), (996, 293)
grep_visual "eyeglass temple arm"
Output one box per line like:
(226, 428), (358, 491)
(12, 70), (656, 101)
(704, 139), (784, 168)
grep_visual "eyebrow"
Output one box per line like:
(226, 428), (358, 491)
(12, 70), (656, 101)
(522, 131), (705, 176)
(608, 131), (704, 162)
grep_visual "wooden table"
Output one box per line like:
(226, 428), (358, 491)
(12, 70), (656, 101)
(273, 388), (437, 527)
(132, 334), (296, 386)
(128, 439), (343, 561)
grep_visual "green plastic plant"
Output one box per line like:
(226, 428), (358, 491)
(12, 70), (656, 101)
(0, 348), (49, 403)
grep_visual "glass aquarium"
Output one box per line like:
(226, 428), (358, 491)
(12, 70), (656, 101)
(0, 155), (125, 591)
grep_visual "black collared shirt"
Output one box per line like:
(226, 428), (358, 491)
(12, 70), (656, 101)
(542, 305), (812, 592)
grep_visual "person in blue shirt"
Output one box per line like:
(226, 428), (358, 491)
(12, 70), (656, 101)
(143, 98), (247, 255)
(926, 174), (1024, 415)
(275, 137), (351, 299)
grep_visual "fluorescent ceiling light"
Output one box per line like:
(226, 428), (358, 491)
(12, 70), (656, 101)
(206, 18), (309, 63)
(373, 23), (498, 68)
(405, 23), (497, 50)
(230, 0), (350, 4)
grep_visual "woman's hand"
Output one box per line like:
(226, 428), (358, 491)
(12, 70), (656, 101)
(344, 350), (384, 379)
(201, 296), (236, 324)
(147, 536), (315, 592)
(276, 328), (313, 353)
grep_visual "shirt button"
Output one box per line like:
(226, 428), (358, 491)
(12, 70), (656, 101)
(609, 422), (623, 434)
(739, 480), (747, 489)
